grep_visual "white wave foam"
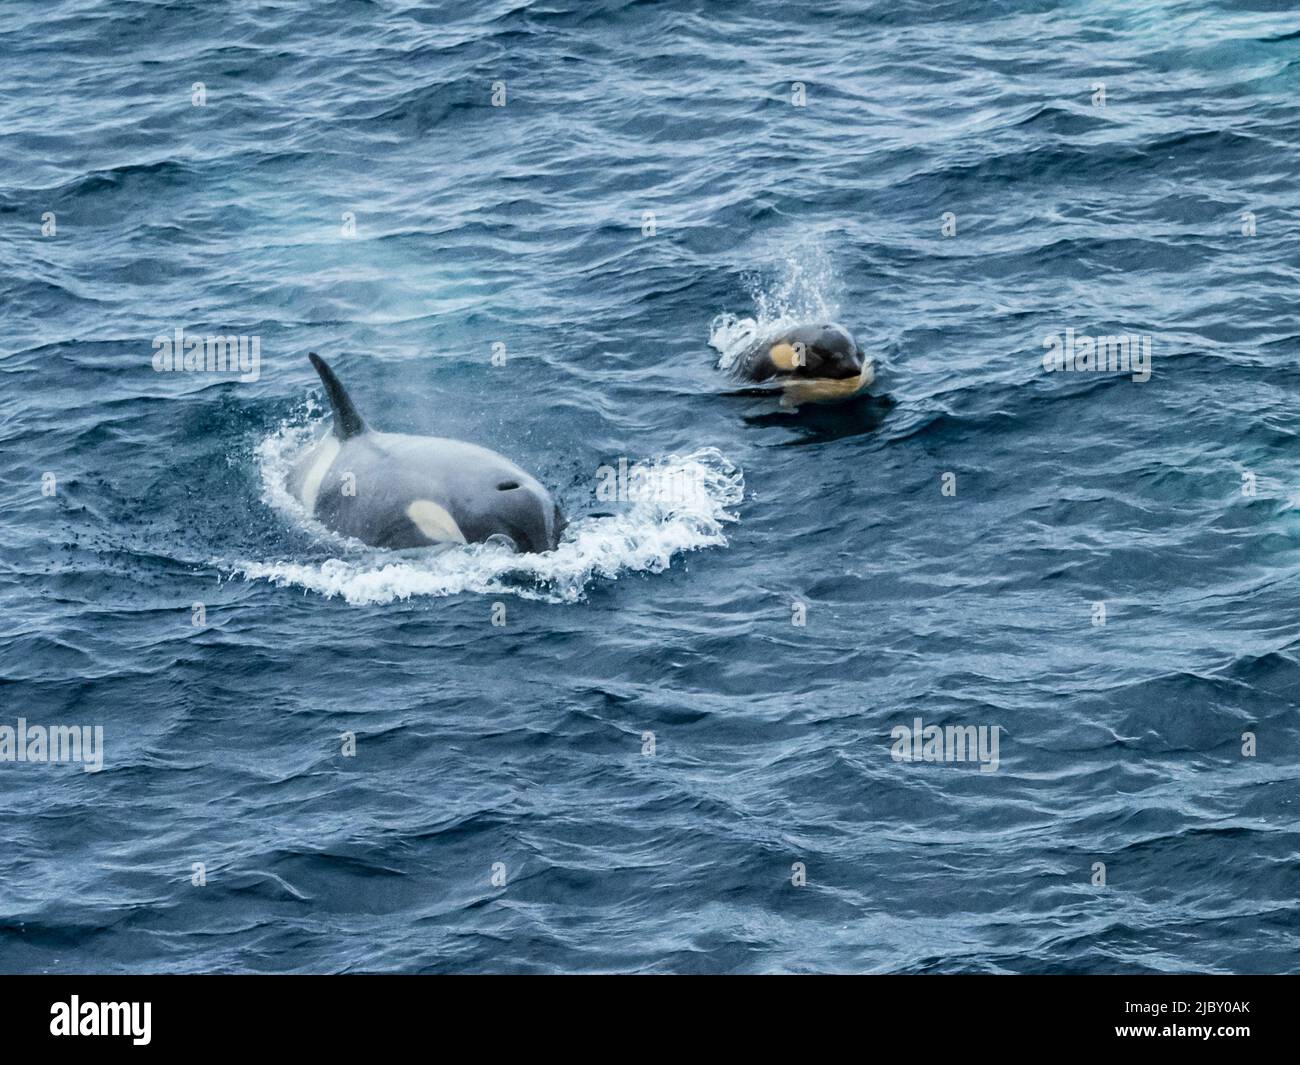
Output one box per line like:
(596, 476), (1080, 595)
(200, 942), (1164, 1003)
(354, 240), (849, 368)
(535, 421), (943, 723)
(233, 413), (744, 605)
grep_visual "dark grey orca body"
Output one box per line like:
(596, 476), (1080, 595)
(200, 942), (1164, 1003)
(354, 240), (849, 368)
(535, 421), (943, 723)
(729, 322), (872, 406)
(288, 354), (563, 553)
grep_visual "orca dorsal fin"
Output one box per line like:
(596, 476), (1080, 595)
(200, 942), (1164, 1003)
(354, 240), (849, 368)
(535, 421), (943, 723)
(308, 353), (368, 440)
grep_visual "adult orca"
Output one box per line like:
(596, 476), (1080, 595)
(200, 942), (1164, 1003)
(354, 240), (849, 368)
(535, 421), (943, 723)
(288, 353), (563, 553)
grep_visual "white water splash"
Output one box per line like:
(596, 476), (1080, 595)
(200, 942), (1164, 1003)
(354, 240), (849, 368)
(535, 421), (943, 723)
(709, 245), (842, 370)
(233, 412), (744, 605)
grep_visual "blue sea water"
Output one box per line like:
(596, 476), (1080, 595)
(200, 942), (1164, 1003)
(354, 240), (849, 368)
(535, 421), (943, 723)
(1, 0), (1298, 974)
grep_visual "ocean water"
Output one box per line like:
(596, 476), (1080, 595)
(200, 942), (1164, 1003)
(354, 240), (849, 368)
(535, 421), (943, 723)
(1, 0), (1298, 974)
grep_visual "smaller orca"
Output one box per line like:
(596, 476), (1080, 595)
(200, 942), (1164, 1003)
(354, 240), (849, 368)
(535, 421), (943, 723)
(727, 322), (873, 407)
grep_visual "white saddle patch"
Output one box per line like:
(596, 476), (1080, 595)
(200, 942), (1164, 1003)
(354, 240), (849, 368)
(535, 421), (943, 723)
(406, 499), (468, 544)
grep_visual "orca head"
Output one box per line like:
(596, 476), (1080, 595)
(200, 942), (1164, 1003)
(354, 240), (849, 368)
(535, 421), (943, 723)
(484, 476), (564, 553)
(766, 323), (864, 381)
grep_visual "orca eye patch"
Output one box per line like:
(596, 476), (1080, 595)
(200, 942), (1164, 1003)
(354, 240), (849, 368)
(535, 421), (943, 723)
(770, 342), (820, 371)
